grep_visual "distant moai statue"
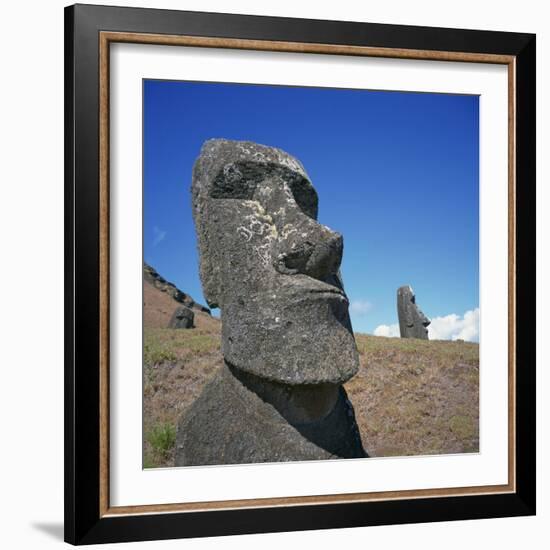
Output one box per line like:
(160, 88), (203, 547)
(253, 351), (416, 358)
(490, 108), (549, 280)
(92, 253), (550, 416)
(168, 306), (194, 329)
(175, 139), (367, 466)
(397, 286), (430, 339)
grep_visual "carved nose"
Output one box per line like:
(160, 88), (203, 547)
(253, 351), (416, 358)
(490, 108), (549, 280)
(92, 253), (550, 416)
(421, 314), (431, 327)
(275, 230), (343, 281)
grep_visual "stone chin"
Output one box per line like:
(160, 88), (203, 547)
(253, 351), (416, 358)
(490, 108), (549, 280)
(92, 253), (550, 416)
(221, 292), (360, 385)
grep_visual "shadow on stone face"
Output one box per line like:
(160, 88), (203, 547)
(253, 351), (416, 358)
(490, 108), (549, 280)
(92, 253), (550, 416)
(229, 363), (367, 458)
(175, 363), (367, 466)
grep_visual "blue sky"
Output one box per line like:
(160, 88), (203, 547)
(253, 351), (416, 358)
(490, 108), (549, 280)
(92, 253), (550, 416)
(144, 79), (479, 338)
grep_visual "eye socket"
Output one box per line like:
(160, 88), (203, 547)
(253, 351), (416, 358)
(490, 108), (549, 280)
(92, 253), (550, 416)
(286, 174), (318, 220)
(210, 162), (256, 199)
(210, 161), (318, 219)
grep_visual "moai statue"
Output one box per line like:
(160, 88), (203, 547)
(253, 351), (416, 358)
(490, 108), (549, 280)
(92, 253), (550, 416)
(397, 285), (430, 339)
(169, 306), (194, 329)
(175, 139), (367, 466)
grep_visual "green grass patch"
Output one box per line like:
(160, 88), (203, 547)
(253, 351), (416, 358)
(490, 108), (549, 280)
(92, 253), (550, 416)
(143, 454), (156, 469)
(144, 328), (220, 366)
(146, 422), (176, 457)
(144, 339), (177, 365)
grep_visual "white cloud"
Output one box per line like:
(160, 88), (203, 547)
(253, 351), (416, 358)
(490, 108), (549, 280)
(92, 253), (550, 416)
(349, 300), (373, 316)
(373, 323), (400, 337)
(428, 308), (480, 342)
(153, 226), (167, 247)
(373, 308), (480, 343)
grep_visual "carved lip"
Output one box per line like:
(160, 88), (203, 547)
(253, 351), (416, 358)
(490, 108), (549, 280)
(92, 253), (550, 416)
(283, 275), (349, 304)
(305, 287), (349, 303)
(308, 287), (345, 296)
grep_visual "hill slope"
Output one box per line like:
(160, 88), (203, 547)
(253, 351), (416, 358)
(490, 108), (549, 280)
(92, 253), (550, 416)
(142, 293), (478, 467)
(349, 334), (478, 457)
(143, 263), (219, 331)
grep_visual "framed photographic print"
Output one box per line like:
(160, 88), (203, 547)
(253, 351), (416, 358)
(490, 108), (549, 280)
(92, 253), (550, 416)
(64, 3), (536, 545)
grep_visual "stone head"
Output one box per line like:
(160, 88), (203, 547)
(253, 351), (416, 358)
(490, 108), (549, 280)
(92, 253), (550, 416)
(191, 139), (359, 385)
(397, 285), (431, 339)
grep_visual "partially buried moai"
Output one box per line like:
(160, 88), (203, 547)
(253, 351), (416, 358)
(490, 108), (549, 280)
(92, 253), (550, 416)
(175, 139), (367, 466)
(397, 285), (430, 339)
(168, 306), (194, 329)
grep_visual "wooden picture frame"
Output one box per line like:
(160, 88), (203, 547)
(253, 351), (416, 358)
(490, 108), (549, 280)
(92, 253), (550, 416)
(65, 3), (536, 545)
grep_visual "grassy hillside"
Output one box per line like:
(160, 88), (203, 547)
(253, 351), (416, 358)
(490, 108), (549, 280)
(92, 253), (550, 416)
(143, 278), (223, 467)
(143, 276), (478, 467)
(143, 325), (223, 468)
(143, 278), (219, 331)
(349, 334), (478, 458)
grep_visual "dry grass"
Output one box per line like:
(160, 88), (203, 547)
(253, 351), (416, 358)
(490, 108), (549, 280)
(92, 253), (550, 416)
(143, 279), (225, 467)
(143, 328), (478, 467)
(143, 325), (224, 468)
(348, 334), (479, 458)
(142, 281), (478, 467)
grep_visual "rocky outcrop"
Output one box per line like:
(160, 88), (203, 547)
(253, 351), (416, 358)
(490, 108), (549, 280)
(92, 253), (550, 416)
(143, 263), (210, 314)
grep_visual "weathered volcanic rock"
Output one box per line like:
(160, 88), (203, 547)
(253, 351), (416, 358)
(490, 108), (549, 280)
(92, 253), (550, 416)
(190, 139), (359, 385)
(169, 306), (194, 329)
(144, 263), (210, 314)
(175, 363), (366, 466)
(176, 139), (367, 466)
(397, 285), (430, 339)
